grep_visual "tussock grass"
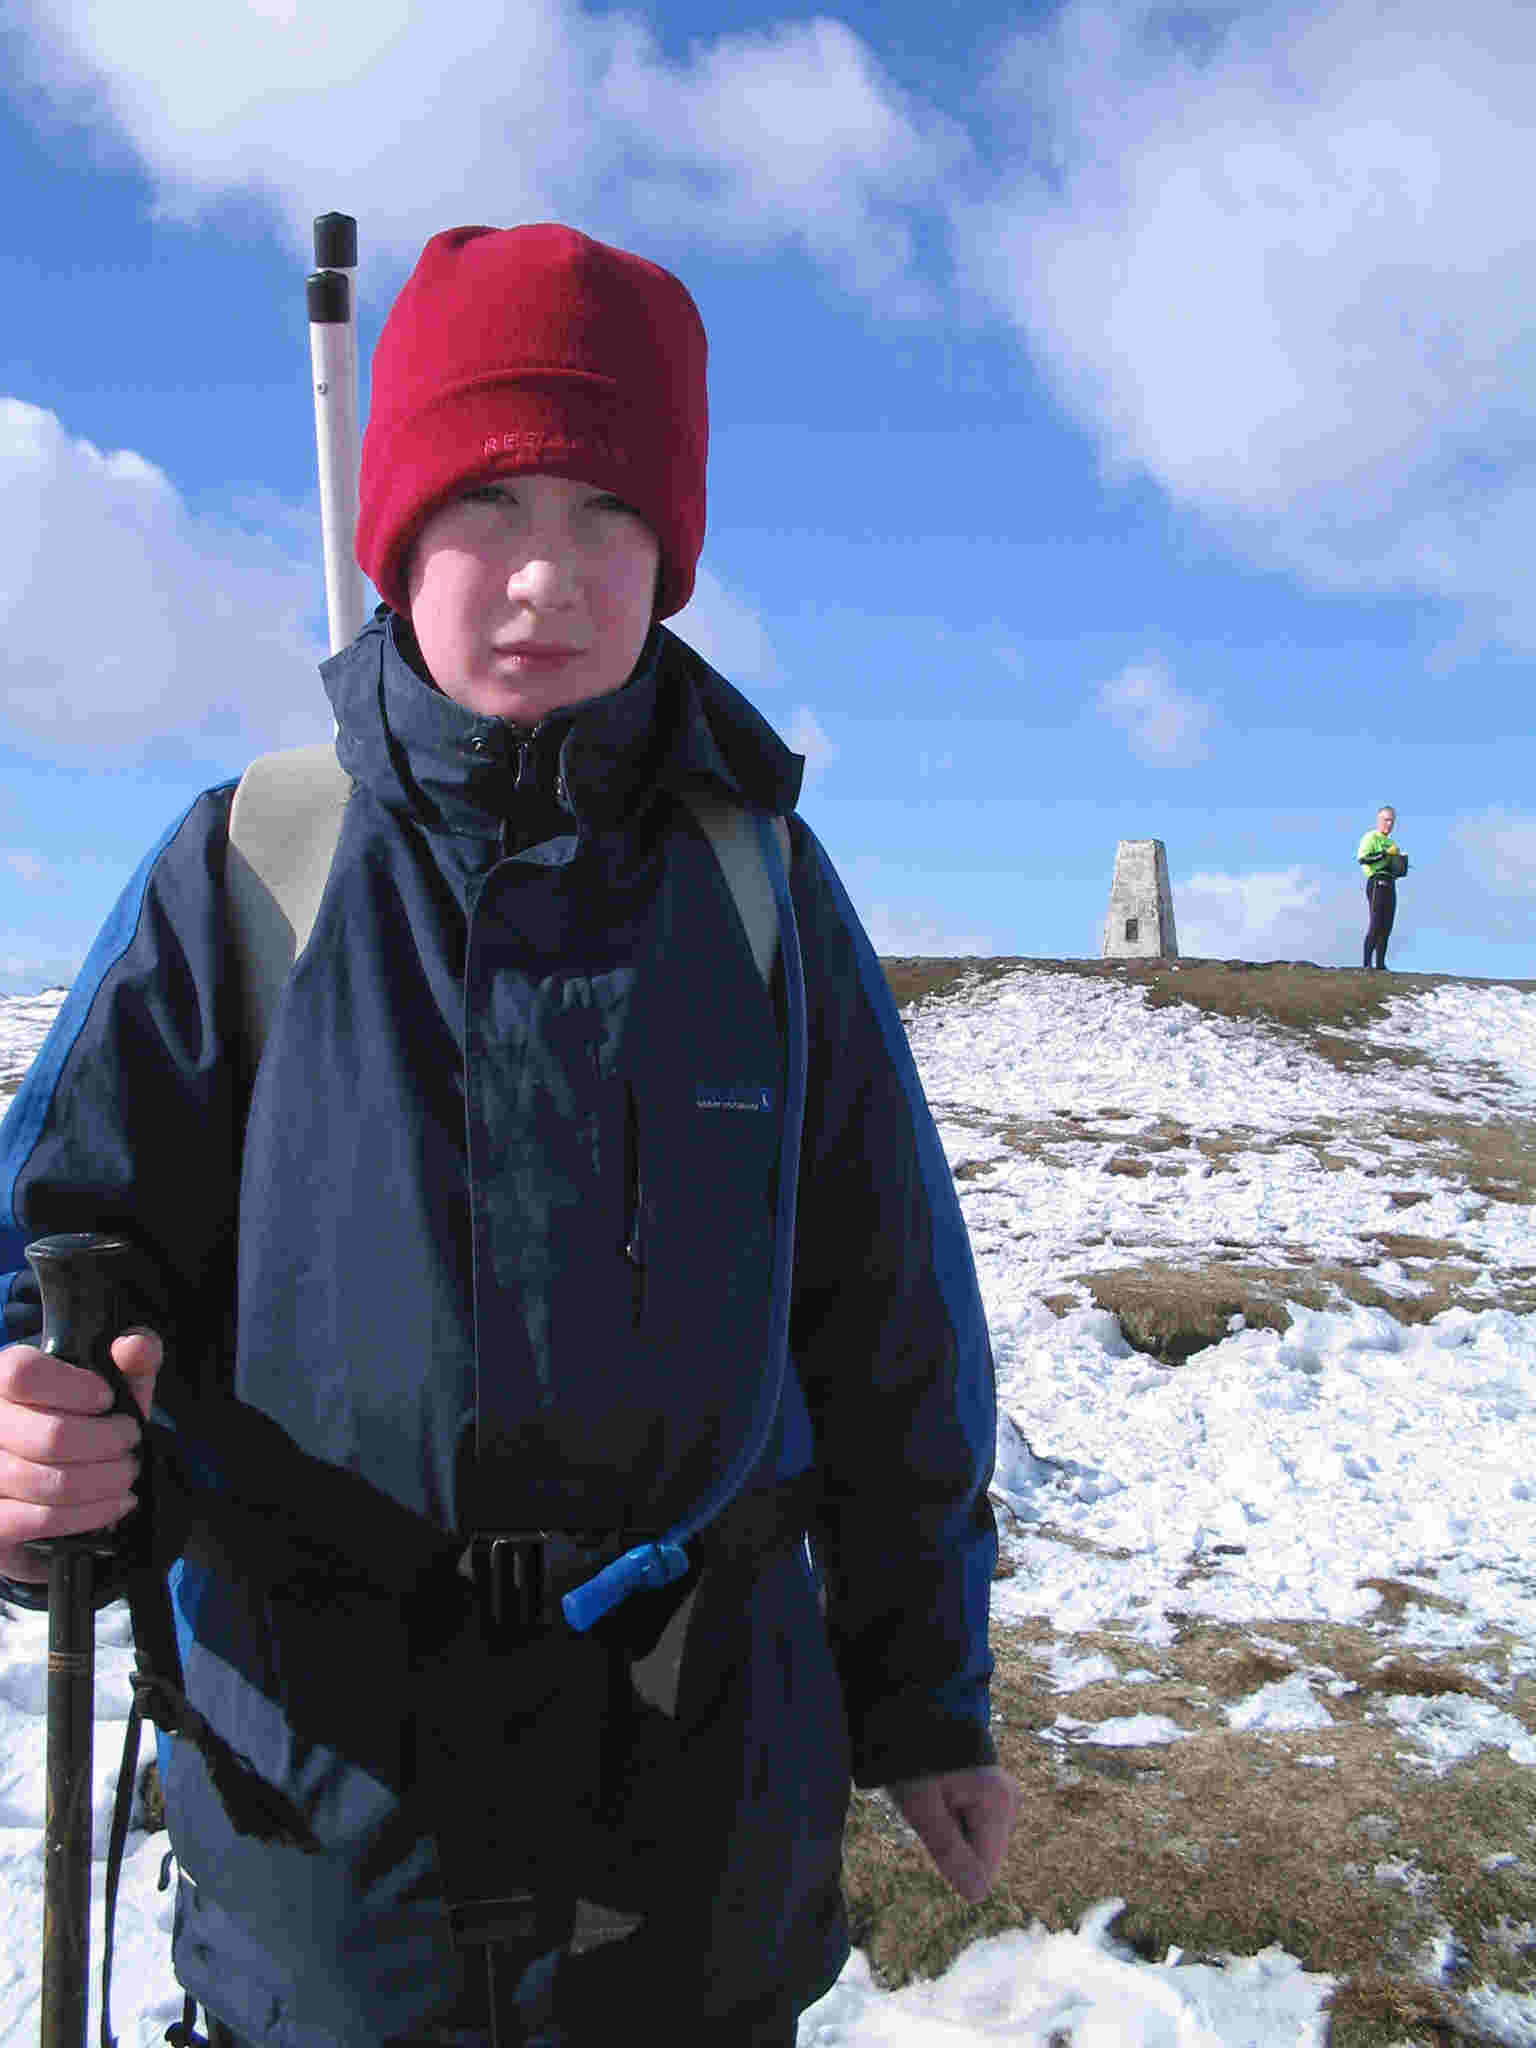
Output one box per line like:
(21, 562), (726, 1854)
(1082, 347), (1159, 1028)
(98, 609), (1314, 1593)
(858, 956), (1536, 2035)
(841, 1616), (1536, 2044)
(1070, 1257), (1536, 1363)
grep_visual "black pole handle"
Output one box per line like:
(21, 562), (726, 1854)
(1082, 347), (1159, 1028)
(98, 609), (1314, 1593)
(25, 1233), (141, 1563)
(26, 1231), (139, 2048)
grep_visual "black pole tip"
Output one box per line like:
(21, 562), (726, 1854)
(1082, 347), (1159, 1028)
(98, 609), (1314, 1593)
(313, 213), (358, 270)
(307, 269), (351, 325)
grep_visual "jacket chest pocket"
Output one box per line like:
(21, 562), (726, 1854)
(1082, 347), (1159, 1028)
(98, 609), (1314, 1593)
(619, 1069), (781, 1352)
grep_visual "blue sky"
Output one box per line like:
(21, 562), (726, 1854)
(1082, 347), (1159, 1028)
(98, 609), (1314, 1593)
(3, 0), (1533, 990)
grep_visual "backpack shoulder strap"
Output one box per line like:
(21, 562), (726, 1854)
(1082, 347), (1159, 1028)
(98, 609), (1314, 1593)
(226, 742), (352, 1058)
(681, 792), (792, 989)
(225, 746), (792, 1058)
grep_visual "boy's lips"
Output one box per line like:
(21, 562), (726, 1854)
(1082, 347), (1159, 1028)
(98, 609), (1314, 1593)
(490, 642), (588, 672)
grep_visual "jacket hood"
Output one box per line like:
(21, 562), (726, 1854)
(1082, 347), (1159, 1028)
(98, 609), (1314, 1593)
(320, 609), (803, 839)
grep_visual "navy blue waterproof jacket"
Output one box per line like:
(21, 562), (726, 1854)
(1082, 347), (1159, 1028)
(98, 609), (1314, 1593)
(1, 616), (996, 2041)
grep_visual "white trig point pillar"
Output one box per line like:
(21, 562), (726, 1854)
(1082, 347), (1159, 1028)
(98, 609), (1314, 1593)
(1101, 839), (1179, 958)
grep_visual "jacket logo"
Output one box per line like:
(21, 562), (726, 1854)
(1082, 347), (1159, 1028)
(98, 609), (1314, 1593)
(696, 1084), (774, 1113)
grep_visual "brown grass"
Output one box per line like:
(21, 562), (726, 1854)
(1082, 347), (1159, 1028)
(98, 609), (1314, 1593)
(1063, 1256), (1536, 1365)
(855, 958), (1536, 2036)
(881, 955), (1536, 1034)
(842, 1615), (1536, 2044)
(894, 955), (1536, 1356)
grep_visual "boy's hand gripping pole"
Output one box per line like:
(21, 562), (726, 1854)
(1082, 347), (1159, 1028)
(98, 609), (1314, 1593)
(308, 213), (367, 656)
(25, 1232), (139, 2048)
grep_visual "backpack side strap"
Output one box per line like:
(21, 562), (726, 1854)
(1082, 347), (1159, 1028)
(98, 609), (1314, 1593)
(225, 743), (353, 1057)
(682, 792), (792, 988)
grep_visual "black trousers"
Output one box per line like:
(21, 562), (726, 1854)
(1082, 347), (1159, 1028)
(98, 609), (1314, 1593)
(1363, 874), (1396, 968)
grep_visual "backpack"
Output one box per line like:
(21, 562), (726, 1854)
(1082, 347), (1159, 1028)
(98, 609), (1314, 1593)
(225, 741), (792, 1051)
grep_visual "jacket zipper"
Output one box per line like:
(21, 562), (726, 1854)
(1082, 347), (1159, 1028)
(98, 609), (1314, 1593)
(622, 1082), (645, 1326)
(562, 812), (805, 1635)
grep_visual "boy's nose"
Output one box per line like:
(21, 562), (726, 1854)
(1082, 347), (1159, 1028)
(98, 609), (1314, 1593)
(506, 549), (578, 606)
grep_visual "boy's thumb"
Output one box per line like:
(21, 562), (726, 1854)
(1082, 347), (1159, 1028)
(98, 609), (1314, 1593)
(109, 1327), (164, 1420)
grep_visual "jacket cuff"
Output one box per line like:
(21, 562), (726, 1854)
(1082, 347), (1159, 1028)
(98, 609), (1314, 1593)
(849, 1705), (998, 1790)
(0, 1577), (49, 1613)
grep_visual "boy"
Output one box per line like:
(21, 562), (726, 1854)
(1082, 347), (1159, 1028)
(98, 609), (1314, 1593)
(0, 224), (1014, 2046)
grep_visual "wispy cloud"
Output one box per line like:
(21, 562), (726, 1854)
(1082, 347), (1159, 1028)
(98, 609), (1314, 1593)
(670, 567), (782, 685)
(960, 0), (1536, 646)
(1097, 657), (1209, 765)
(2, 851), (52, 887)
(16, 0), (1536, 662)
(0, 399), (329, 758)
(1176, 866), (1359, 964)
(0, 938), (86, 992)
(1445, 807), (1536, 938)
(1183, 812), (1536, 961)
(14, 1), (966, 309)
(832, 853), (999, 956)
(857, 904), (998, 958)
(1451, 807), (1536, 893)
(786, 705), (839, 783)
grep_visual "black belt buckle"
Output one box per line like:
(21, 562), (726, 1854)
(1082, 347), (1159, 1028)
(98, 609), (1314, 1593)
(470, 1532), (550, 1642)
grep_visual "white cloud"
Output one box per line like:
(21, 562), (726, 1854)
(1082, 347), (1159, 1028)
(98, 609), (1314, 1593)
(1176, 865), (1359, 964)
(0, 938), (86, 993)
(0, 398), (331, 756)
(858, 904), (998, 957)
(1180, 817), (1536, 959)
(670, 566), (782, 685)
(1097, 657), (1209, 765)
(21, 0), (1536, 659)
(608, 18), (970, 308)
(2, 851), (52, 887)
(1451, 807), (1536, 896)
(1444, 808), (1536, 938)
(786, 705), (839, 783)
(829, 853), (999, 957)
(961, 0), (1536, 644)
(0, 395), (784, 762)
(14, 2), (964, 305)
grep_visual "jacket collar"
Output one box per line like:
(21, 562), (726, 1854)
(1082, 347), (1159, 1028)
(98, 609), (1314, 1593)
(321, 611), (803, 840)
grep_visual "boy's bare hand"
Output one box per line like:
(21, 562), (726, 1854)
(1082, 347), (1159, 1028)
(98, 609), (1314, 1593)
(0, 1330), (161, 1583)
(888, 1764), (1019, 1902)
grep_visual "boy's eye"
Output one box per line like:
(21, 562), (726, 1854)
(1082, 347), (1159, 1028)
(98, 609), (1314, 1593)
(464, 483), (514, 506)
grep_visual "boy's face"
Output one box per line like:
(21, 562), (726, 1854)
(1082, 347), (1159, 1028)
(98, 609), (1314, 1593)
(405, 472), (660, 724)
(1378, 807), (1396, 835)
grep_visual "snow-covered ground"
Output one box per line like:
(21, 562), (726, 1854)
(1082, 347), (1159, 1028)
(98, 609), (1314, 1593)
(3, 966), (1535, 2046)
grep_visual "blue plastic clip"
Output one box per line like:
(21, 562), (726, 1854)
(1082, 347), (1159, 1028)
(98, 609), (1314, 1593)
(561, 1540), (690, 1632)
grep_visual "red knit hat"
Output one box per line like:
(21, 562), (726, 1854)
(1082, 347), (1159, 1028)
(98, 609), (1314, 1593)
(356, 224), (708, 619)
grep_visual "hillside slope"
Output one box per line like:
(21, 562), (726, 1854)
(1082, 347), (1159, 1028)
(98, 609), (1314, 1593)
(884, 956), (1536, 1343)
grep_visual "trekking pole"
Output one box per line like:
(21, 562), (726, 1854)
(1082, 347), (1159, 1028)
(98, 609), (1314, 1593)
(26, 1232), (139, 2048)
(308, 212), (366, 655)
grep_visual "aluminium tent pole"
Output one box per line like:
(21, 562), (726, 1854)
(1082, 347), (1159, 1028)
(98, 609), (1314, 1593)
(307, 213), (367, 655)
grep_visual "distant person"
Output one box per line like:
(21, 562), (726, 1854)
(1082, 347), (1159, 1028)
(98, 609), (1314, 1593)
(1356, 804), (1407, 970)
